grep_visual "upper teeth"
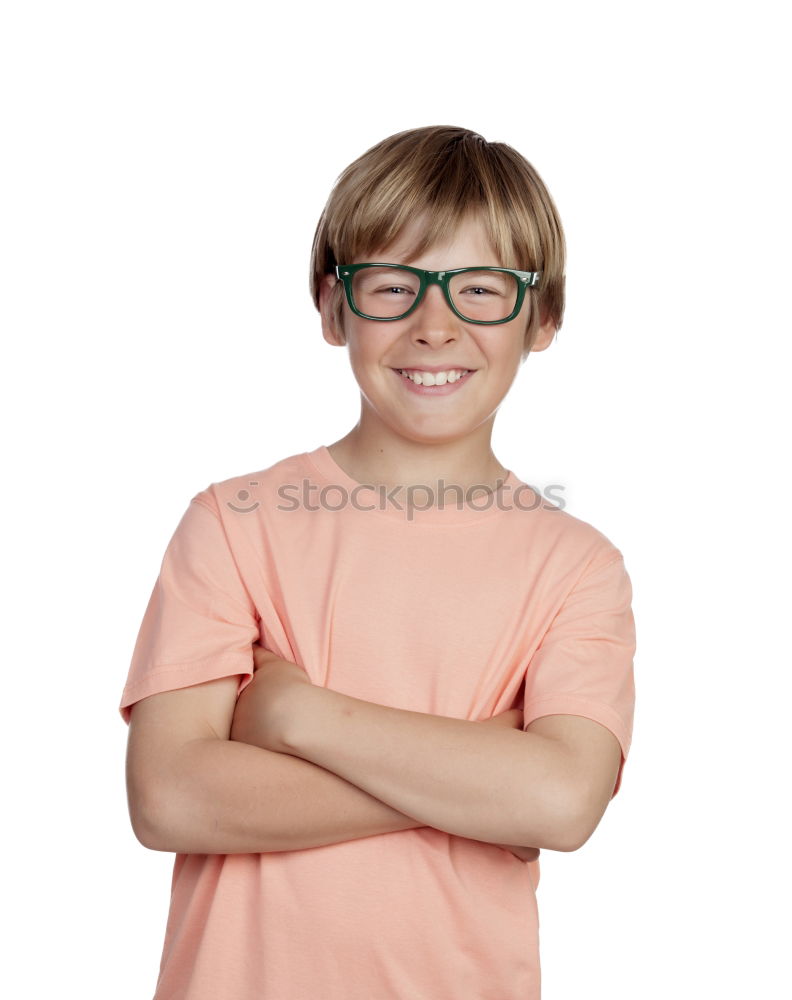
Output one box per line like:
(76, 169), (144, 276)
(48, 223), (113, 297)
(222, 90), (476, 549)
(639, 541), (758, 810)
(398, 369), (471, 386)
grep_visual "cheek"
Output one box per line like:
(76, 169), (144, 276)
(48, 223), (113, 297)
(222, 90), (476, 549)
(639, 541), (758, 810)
(479, 328), (524, 369)
(345, 339), (375, 375)
(344, 339), (396, 395)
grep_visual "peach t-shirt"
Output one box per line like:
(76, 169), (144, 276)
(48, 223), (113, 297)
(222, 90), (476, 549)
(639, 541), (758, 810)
(119, 445), (636, 1000)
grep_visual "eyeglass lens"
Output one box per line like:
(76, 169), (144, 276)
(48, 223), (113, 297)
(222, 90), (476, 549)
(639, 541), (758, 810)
(351, 267), (519, 322)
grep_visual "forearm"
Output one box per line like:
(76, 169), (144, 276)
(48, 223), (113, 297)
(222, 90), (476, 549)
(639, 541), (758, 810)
(281, 685), (575, 850)
(143, 737), (425, 855)
(229, 675), (540, 857)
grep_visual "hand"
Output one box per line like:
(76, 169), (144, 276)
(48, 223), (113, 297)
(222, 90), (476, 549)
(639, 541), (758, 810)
(252, 644), (312, 688)
(233, 644), (313, 753)
(479, 708), (541, 864)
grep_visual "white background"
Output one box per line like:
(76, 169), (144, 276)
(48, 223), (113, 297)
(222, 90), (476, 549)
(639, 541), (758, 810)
(2, 1), (789, 997)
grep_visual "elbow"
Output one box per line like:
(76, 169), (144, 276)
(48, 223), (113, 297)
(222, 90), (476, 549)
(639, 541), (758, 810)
(127, 784), (173, 852)
(521, 781), (600, 854)
(129, 798), (165, 851)
(129, 805), (160, 851)
(132, 815), (166, 852)
(551, 818), (594, 854)
(550, 785), (606, 853)
(538, 818), (588, 855)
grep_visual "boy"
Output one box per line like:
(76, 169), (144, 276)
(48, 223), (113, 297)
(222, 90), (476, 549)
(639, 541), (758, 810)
(120, 125), (636, 1000)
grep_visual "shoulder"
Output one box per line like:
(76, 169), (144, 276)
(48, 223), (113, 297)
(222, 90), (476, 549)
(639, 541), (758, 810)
(505, 473), (625, 573)
(190, 450), (312, 523)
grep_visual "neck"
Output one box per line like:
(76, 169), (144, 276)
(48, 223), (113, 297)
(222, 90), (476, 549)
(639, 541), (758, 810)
(326, 424), (508, 494)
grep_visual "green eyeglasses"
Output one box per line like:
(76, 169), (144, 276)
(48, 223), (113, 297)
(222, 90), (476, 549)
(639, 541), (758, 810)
(335, 263), (541, 325)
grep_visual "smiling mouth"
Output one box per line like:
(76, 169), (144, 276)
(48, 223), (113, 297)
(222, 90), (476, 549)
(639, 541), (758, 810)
(393, 368), (476, 386)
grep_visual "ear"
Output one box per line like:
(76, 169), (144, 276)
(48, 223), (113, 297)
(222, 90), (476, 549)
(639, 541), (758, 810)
(319, 273), (346, 347)
(525, 310), (557, 355)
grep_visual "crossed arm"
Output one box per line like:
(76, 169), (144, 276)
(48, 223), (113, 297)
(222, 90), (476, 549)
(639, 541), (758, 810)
(228, 646), (623, 854)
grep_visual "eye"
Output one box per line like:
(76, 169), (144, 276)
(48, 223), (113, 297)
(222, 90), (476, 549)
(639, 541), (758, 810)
(355, 268), (419, 298)
(458, 284), (501, 297)
(451, 270), (513, 299)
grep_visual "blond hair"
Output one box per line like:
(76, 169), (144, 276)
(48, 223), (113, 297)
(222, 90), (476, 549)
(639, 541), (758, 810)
(309, 125), (566, 353)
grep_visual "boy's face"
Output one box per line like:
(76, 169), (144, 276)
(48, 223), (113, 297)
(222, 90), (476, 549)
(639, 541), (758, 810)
(319, 212), (556, 449)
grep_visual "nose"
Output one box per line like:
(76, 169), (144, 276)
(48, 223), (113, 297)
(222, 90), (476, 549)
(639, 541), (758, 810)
(408, 283), (460, 345)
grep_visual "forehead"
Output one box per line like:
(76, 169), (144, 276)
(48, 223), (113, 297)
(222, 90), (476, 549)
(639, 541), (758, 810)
(368, 211), (503, 269)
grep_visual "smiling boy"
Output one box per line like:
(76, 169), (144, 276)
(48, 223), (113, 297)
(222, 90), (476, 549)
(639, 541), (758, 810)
(120, 125), (636, 1000)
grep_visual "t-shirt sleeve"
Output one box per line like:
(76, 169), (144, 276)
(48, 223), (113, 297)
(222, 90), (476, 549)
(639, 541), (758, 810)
(522, 550), (636, 798)
(118, 493), (261, 725)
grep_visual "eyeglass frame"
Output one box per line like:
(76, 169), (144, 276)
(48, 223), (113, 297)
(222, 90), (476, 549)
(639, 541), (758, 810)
(334, 263), (542, 326)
